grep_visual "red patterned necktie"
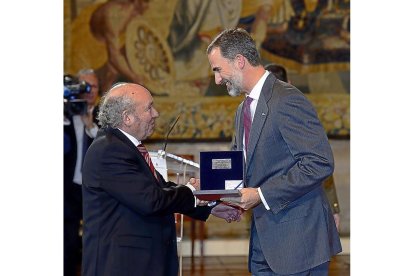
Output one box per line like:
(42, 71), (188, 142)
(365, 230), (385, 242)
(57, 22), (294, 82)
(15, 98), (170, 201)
(243, 96), (253, 151)
(137, 143), (158, 181)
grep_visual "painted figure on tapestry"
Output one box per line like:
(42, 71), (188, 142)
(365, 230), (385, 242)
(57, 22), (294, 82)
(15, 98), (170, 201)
(65, 0), (350, 140)
(89, 0), (150, 91)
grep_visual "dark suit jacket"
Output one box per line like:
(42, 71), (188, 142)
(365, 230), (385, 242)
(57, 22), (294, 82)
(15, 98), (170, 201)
(82, 127), (211, 276)
(231, 74), (342, 274)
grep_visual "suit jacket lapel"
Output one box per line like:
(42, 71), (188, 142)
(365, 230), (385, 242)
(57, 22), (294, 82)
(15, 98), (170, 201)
(246, 98), (268, 164)
(246, 74), (276, 172)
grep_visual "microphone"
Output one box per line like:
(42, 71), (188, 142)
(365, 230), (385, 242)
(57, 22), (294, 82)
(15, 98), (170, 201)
(156, 113), (200, 170)
(162, 113), (181, 153)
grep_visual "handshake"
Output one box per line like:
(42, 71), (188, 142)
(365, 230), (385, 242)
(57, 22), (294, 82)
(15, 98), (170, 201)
(187, 177), (246, 223)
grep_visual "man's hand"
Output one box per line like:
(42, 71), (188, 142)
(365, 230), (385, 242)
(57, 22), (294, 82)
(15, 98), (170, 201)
(187, 178), (208, 206)
(188, 177), (200, 190)
(221, 188), (261, 210)
(211, 203), (243, 223)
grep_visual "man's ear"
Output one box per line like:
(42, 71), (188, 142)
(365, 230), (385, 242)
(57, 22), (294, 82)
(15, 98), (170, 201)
(122, 111), (131, 126)
(235, 54), (245, 69)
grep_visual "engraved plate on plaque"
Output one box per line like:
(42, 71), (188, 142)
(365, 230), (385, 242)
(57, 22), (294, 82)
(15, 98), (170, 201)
(211, 159), (232, 170)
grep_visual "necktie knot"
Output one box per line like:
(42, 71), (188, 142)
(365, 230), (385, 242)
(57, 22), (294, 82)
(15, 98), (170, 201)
(137, 143), (148, 154)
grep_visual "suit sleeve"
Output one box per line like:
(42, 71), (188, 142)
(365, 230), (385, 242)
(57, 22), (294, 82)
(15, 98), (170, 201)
(96, 142), (197, 216)
(182, 205), (212, 221)
(260, 90), (334, 214)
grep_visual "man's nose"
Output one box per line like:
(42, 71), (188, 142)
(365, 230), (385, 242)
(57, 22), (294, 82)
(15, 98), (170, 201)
(214, 73), (222, 85)
(152, 107), (160, 118)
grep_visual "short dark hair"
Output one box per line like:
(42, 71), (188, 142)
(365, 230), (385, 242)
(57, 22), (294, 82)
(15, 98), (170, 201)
(264, 63), (288, 82)
(206, 28), (261, 66)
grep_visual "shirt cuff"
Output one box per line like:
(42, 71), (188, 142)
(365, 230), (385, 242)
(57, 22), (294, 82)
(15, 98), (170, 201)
(208, 201), (220, 207)
(258, 187), (270, 210)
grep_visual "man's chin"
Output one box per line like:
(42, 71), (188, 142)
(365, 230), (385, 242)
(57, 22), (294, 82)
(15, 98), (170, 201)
(147, 127), (155, 138)
(142, 133), (153, 141)
(227, 89), (241, 97)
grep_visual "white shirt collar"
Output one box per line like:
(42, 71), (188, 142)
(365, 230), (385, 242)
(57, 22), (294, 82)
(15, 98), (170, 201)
(118, 128), (141, 146)
(247, 70), (270, 100)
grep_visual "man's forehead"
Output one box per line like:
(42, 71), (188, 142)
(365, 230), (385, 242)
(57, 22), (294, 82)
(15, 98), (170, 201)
(208, 48), (226, 68)
(209, 47), (223, 59)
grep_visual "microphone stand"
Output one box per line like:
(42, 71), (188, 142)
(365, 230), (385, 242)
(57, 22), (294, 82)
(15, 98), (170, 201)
(151, 113), (200, 276)
(157, 150), (200, 168)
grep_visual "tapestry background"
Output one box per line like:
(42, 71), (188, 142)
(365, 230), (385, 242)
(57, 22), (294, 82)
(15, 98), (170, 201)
(64, 0), (350, 140)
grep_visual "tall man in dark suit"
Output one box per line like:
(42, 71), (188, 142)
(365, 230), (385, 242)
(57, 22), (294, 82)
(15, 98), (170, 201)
(206, 28), (342, 275)
(81, 82), (241, 276)
(64, 69), (100, 276)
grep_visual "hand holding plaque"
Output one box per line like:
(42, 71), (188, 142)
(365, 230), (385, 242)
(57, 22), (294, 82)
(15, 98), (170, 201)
(221, 187), (261, 210)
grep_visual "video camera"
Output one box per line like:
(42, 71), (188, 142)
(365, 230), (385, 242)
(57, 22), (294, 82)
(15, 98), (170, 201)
(64, 74), (91, 116)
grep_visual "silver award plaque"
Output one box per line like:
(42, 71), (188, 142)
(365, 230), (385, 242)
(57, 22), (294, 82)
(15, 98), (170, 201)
(212, 159), (232, 170)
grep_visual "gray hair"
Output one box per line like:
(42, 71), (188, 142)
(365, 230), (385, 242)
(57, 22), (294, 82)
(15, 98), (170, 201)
(97, 83), (136, 128)
(206, 28), (261, 66)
